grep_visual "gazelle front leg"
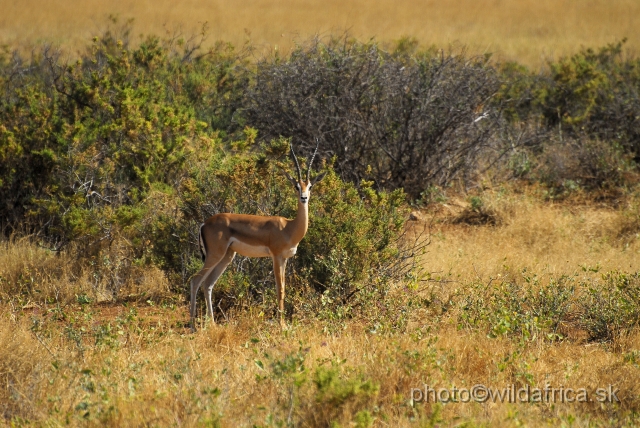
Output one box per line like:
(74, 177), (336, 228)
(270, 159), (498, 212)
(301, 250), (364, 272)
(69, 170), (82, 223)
(273, 256), (288, 328)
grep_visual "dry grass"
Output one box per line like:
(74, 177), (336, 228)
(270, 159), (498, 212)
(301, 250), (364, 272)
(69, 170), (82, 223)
(424, 187), (640, 283)
(0, 237), (172, 306)
(2, 189), (640, 425)
(2, 305), (639, 425)
(1, 0), (639, 66)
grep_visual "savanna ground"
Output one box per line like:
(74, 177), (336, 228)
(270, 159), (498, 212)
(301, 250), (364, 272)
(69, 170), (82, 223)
(3, 186), (640, 426)
(1, 1), (640, 427)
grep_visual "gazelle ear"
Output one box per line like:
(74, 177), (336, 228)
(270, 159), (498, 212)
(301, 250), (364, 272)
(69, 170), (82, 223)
(310, 171), (327, 186)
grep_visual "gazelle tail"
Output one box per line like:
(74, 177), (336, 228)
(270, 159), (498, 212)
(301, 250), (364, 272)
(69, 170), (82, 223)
(198, 223), (207, 262)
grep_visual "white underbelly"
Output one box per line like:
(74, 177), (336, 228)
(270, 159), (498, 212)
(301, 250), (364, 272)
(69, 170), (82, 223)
(282, 246), (298, 259)
(229, 238), (271, 258)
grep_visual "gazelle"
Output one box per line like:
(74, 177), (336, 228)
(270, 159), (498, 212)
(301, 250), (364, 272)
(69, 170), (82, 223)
(190, 142), (326, 331)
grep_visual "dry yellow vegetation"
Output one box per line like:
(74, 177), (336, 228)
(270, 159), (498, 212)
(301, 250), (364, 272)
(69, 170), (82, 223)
(2, 188), (640, 425)
(426, 188), (640, 280)
(1, 0), (639, 66)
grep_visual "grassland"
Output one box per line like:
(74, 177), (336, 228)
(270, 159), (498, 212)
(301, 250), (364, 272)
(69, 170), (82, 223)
(1, 0), (639, 66)
(2, 186), (640, 426)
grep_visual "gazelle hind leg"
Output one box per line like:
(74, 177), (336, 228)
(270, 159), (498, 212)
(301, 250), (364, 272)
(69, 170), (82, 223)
(202, 248), (236, 325)
(190, 269), (215, 331)
(190, 248), (228, 331)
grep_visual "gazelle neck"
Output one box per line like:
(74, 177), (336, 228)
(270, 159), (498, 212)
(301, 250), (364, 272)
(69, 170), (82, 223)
(287, 199), (309, 244)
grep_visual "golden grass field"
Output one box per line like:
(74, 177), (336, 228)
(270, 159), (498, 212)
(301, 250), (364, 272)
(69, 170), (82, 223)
(1, 0), (639, 66)
(2, 186), (640, 426)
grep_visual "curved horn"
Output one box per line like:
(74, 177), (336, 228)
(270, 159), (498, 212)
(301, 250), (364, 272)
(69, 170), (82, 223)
(290, 141), (303, 182)
(306, 138), (320, 182)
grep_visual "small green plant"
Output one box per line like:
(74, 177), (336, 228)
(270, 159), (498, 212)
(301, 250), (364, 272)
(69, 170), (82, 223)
(469, 196), (483, 211)
(579, 272), (640, 342)
(310, 365), (379, 426)
(453, 195), (501, 226)
(458, 271), (640, 344)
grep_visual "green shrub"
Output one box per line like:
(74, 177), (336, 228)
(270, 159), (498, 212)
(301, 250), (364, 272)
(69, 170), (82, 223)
(311, 365), (379, 426)
(459, 273), (576, 341)
(494, 62), (542, 124)
(0, 24), (252, 297)
(0, 23), (247, 240)
(540, 41), (640, 151)
(457, 270), (640, 343)
(579, 272), (640, 342)
(497, 40), (640, 162)
(259, 347), (379, 427)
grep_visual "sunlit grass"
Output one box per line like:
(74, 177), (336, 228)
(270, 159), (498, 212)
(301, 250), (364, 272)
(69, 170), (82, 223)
(0, 0), (638, 66)
(2, 188), (640, 425)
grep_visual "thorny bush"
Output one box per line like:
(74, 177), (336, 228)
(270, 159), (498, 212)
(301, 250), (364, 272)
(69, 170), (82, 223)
(243, 38), (502, 198)
(497, 40), (640, 165)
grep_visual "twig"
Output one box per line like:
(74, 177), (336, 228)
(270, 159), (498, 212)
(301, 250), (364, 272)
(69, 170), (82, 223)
(32, 331), (57, 359)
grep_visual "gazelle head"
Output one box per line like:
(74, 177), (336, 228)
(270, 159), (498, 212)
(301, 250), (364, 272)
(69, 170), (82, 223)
(284, 140), (327, 205)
